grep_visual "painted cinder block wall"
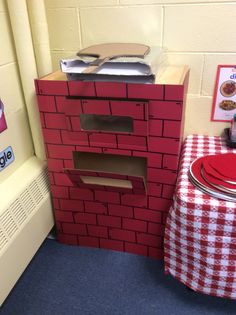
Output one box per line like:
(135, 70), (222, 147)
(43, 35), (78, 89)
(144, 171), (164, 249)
(44, 0), (236, 137)
(0, 0), (33, 183)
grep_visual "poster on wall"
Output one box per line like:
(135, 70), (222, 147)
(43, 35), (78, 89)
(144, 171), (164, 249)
(211, 65), (236, 122)
(0, 99), (7, 133)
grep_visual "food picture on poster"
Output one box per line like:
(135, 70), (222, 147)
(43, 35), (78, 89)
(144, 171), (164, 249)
(211, 65), (236, 121)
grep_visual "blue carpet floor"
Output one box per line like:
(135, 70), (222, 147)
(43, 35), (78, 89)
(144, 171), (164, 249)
(0, 239), (236, 315)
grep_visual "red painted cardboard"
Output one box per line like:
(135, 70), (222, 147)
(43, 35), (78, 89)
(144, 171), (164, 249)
(133, 120), (148, 136)
(37, 80), (68, 95)
(54, 210), (74, 223)
(74, 212), (97, 225)
(95, 81), (127, 98)
(134, 208), (162, 223)
(70, 117), (81, 131)
(60, 199), (84, 212)
(108, 204), (133, 218)
(62, 131), (89, 146)
(68, 81), (96, 96)
(62, 223), (87, 235)
(163, 120), (181, 138)
(63, 98), (82, 115)
(42, 129), (62, 144)
(63, 159), (74, 169)
(84, 201), (107, 214)
(128, 83), (164, 99)
(123, 218), (147, 232)
(149, 196), (172, 211)
(51, 185), (69, 199)
(78, 236), (99, 248)
(57, 233), (78, 245)
(54, 173), (74, 187)
(117, 135), (147, 151)
(95, 190), (120, 204)
(149, 119), (162, 136)
(125, 243), (148, 256)
(165, 84), (184, 101)
(47, 144), (75, 159)
(163, 154), (179, 171)
(133, 151), (162, 168)
(147, 182), (162, 197)
(110, 100), (147, 120)
(100, 239), (124, 251)
(148, 222), (165, 235)
(70, 187), (94, 201)
(149, 101), (182, 120)
(37, 95), (57, 112)
(149, 137), (180, 154)
(110, 228), (136, 242)
(82, 99), (110, 115)
(147, 167), (177, 185)
(75, 146), (102, 153)
(89, 133), (117, 148)
(98, 215), (122, 228)
(47, 159), (64, 172)
(162, 184), (175, 199)
(35, 68), (188, 259)
(121, 194), (148, 208)
(88, 225), (108, 238)
(44, 113), (67, 130)
(136, 233), (162, 247)
(102, 148), (132, 156)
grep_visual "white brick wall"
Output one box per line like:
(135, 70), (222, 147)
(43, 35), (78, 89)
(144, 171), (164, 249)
(0, 1), (34, 182)
(80, 6), (163, 47)
(44, 0), (236, 136)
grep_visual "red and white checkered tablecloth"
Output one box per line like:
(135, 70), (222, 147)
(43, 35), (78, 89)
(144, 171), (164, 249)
(164, 135), (236, 300)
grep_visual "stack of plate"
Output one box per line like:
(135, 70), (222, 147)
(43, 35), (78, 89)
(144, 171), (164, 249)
(189, 153), (236, 202)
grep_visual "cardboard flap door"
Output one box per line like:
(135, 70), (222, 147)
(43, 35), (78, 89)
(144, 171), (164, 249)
(64, 169), (146, 194)
(64, 151), (147, 194)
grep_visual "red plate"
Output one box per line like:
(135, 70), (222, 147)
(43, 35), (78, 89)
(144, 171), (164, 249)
(208, 153), (236, 180)
(189, 156), (236, 202)
(202, 155), (236, 184)
(201, 168), (236, 192)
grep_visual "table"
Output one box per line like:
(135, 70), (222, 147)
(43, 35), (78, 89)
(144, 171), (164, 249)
(164, 135), (236, 299)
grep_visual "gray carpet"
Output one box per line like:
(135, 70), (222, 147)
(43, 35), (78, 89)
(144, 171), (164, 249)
(0, 239), (235, 315)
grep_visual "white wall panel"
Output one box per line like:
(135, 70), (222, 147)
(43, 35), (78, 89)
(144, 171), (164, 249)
(202, 54), (236, 96)
(0, 63), (25, 114)
(0, 13), (15, 65)
(167, 53), (204, 94)
(46, 8), (80, 50)
(0, 109), (34, 182)
(164, 4), (236, 52)
(80, 6), (163, 47)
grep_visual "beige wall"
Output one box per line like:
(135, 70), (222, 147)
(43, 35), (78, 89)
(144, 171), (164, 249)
(0, 0), (34, 182)
(44, 0), (236, 137)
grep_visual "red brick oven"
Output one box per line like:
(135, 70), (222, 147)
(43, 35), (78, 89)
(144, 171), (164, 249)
(35, 66), (189, 259)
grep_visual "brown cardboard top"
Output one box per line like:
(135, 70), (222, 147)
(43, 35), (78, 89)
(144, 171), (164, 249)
(39, 66), (189, 85)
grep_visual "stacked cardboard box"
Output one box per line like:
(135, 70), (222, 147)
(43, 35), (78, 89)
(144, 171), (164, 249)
(35, 66), (189, 259)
